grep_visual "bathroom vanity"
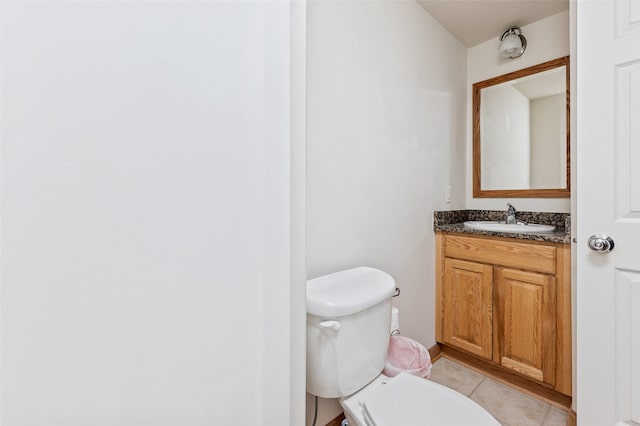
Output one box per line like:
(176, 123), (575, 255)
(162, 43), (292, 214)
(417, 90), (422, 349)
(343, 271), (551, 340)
(433, 210), (572, 401)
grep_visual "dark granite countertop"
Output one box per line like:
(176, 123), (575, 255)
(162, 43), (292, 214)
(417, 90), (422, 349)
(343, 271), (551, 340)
(434, 210), (571, 244)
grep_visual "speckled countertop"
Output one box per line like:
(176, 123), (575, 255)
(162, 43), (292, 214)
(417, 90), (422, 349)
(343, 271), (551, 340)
(433, 210), (571, 244)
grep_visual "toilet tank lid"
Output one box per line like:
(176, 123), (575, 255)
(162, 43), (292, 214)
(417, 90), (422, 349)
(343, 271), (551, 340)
(306, 267), (396, 317)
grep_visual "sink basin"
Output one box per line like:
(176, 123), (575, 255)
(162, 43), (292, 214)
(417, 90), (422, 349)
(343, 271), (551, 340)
(463, 221), (556, 234)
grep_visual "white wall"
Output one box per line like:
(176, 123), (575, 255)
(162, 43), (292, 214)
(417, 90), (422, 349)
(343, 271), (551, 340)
(288, 1), (308, 424)
(481, 85), (531, 189)
(0, 2), (305, 425)
(467, 11), (571, 212)
(530, 94), (566, 188)
(306, 1), (466, 423)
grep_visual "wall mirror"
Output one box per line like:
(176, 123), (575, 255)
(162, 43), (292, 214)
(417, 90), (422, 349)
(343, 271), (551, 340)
(473, 56), (570, 198)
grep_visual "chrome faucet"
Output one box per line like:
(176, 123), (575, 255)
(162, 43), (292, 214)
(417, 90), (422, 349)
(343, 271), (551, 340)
(506, 203), (517, 224)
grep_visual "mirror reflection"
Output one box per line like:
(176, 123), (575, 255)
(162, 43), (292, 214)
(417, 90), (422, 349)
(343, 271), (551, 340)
(473, 56), (570, 198)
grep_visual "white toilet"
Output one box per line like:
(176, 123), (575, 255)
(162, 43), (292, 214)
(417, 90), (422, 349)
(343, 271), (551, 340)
(306, 266), (500, 426)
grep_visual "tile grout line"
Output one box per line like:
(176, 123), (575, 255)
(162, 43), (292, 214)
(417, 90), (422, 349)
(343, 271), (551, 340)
(468, 377), (511, 426)
(438, 358), (560, 426)
(467, 375), (486, 398)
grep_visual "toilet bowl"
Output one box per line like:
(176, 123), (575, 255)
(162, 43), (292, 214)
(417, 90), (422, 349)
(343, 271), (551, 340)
(306, 267), (500, 426)
(340, 372), (499, 426)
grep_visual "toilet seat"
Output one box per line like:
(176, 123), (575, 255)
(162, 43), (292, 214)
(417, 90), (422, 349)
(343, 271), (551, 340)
(341, 372), (500, 426)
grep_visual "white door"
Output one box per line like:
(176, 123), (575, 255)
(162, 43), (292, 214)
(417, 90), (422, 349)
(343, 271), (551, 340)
(577, 0), (640, 424)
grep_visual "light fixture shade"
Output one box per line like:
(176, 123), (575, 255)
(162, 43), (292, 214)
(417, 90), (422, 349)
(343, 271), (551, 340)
(499, 26), (527, 58)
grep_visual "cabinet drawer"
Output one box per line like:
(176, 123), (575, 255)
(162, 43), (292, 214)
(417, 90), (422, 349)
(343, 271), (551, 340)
(444, 235), (556, 274)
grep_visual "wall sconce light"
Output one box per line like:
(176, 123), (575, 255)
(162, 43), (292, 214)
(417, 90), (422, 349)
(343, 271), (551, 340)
(499, 26), (527, 59)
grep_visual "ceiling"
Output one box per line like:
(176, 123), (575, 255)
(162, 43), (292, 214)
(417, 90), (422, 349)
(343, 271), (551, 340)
(513, 67), (565, 100)
(416, 0), (569, 47)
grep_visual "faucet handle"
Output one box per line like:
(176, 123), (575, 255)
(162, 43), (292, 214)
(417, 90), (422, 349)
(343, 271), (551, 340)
(506, 203), (517, 224)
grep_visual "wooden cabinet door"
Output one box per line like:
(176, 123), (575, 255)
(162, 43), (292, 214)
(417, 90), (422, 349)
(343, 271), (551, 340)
(494, 267), (556, 386)
(443, 258), (493, 359)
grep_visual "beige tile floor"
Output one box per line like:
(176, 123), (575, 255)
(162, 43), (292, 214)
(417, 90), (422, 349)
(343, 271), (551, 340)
(429, 357), (569, 426)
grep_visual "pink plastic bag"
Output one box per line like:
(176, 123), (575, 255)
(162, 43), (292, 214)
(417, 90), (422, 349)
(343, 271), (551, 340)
(383, 335), (432, 378)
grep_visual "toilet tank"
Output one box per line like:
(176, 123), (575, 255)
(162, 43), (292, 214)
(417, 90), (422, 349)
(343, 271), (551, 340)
(306, 267), (395, 398)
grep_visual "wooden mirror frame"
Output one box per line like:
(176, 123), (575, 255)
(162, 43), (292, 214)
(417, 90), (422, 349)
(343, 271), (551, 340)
(473, 56), (570, 198)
